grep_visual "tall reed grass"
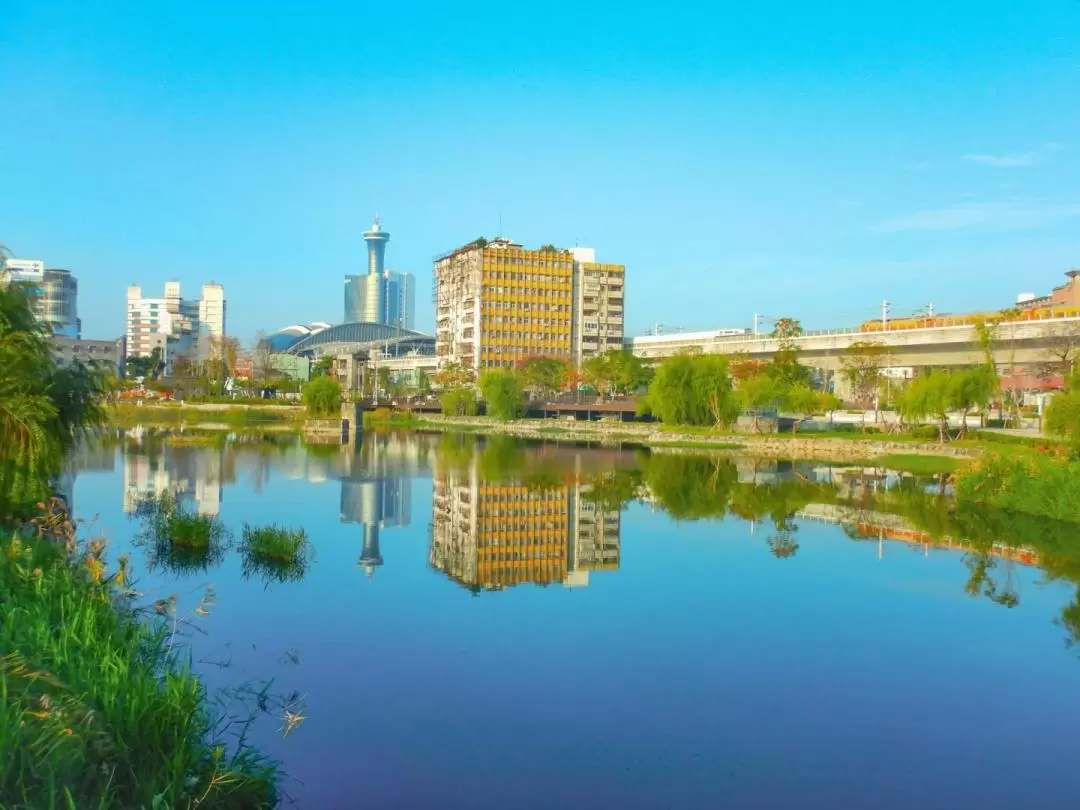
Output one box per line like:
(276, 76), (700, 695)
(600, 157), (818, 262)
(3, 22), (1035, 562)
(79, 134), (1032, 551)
(0, 501), (279, 808)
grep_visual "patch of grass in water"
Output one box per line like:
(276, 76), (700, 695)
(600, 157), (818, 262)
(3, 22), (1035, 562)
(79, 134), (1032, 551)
(134, 491), (228, 574)
(239, 524), (314, 584)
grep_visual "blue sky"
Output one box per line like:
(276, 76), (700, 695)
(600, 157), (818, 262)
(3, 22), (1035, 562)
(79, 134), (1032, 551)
(2, 0), (1078, 342)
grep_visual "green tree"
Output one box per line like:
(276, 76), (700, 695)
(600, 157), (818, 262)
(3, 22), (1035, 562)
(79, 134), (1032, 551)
(948, 365), (997, 437)
(692, 354), (740, 427)
(440, 387), (478, 416)
(770, 317), (803, 340)
(582, 354), (613, 398)
(302, 375), (341, 417)
(767, 317), (812, 388)
(480, 369), (525, 420)
(376, 366), (393, 399)
(126, 346), (164, 380)
(604, 350), (651, 395)
(737, 372), (783, 432)
(840, 341), (888, 414)
(519, 356), (568, 399)
(312, 356), (333, 378)
(415, 369), (432, 396)
(642, 353), (701, 425)
(782, 384), (840, 432)
(899, 370), (952, 441)
(0, 284), (109, 517)
(435, 361), (475, 389)
(1046, 366), (1080, 457)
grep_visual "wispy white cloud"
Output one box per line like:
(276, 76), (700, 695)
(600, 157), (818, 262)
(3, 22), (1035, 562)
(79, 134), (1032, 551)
(873, 201), (1080, 232)
(961, 142), (1066, 168)
(962, 151), (1037, 167)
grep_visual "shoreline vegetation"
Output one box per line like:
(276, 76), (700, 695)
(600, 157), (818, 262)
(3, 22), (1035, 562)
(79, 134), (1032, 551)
(363, 409), (985, 459)
(1, 284), (285, 807)
(1, 503), (280, 808)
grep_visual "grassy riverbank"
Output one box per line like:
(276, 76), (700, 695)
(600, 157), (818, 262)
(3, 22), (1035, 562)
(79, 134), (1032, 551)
(955, 451), (1080, 525)
(108, 402), (303, 429)
(1, 513), (279, 808)
(370, 411), (983, 462)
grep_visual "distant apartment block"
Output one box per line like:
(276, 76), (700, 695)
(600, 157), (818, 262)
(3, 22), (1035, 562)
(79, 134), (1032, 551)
(433, 237), (624, 372)
(1, 258), (80, 338)
(570, 247), (625, 366)
(53, 337), (124, 376)
(198, 282), (226, 339)
(125, 281), (226, 373)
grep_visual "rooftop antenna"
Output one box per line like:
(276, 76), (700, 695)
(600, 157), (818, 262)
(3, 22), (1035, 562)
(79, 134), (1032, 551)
(498, 212), (502, 238)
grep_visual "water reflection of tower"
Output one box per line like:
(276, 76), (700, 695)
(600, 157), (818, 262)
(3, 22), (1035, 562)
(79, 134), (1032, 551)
(340, 477), (411, 577)
(338, 433), (417, 576)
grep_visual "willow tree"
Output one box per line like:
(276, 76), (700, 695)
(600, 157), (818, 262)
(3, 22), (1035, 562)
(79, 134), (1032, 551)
(840, 341), (888, 416)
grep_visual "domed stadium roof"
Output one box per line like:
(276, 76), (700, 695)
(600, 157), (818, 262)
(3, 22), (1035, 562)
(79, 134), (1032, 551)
(286, 321), (434, 357)
(264, 322), (333, 353)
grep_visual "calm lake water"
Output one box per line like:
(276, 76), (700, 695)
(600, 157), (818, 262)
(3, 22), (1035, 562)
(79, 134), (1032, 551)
(67, 430), (1080, 809)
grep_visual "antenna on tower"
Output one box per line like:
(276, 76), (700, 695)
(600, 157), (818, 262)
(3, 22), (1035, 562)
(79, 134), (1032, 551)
(498, 212), (503, 238)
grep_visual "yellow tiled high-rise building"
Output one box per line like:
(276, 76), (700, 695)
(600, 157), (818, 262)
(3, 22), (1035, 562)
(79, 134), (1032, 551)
(434, 238), (624, 372)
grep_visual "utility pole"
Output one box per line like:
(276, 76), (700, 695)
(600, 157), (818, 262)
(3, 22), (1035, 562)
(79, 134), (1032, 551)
(753, 313), (761, 336)
(652, 323), (664, 336)
(927, 303), (934, 318)
(882, 300), (891, 330)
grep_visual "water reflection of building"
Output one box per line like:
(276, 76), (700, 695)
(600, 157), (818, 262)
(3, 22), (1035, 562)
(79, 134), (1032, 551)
(122, 438), (226, 516)
(430, 465), (621, 592)
(56, 440), (117, 515)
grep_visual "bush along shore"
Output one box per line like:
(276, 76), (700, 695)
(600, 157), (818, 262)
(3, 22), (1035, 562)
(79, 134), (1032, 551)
(0, 502), (281, 808)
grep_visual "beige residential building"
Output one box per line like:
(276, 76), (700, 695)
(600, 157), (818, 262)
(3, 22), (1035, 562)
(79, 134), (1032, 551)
(570, 247), (626, 366)
(433, 237), (625, 372)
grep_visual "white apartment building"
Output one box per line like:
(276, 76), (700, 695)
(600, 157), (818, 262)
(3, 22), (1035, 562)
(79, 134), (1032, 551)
(126, 281), (225, 373)
(198, 283), (226, 338)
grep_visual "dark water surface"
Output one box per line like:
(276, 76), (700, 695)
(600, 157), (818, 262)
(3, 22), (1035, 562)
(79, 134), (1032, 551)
(67, 430), (1080, 809)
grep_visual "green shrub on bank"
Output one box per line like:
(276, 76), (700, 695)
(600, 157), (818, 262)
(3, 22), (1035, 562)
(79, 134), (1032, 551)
(479, 371), (525, 421)
(440, 387), (478, 417)
(0, 507), (278, 807)
(302, 376), (341, 417)
(955, 451), (1080, 525)
(1045, 370), (1080, 457)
